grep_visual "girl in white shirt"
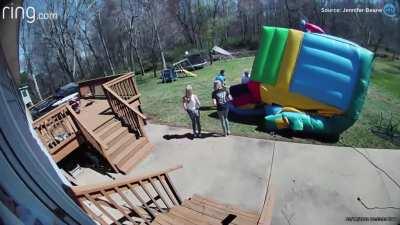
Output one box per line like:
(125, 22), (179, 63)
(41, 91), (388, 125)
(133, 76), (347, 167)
(182, 85), (201, 138)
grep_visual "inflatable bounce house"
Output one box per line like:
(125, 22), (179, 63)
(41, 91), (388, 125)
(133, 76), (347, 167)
(229, 26), (374, 136)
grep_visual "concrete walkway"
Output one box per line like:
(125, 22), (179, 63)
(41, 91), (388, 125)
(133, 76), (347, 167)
(76, 123), (400, 225)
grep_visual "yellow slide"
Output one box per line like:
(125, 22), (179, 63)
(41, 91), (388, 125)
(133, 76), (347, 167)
(182, 68), (197, 77)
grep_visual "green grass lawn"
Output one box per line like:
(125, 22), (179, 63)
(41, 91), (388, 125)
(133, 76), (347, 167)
(136, 57), (400, 149)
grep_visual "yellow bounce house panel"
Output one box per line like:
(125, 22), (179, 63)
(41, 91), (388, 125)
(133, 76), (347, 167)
(275, 29), (303, 91)
(260, 85), (343, 116)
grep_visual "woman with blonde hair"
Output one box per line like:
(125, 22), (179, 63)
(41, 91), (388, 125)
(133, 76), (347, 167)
(182, 85), (201, 138)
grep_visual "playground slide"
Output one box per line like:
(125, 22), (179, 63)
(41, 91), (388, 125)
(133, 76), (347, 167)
(182, 68), (197, 77)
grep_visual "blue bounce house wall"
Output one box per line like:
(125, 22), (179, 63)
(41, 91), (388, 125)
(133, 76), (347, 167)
(290, 33), (361, 111)
(229, 27), (375, 136)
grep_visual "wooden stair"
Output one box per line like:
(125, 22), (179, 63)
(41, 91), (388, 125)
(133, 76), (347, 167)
(73, 166), (274, 225)
(151, 195), (260, 225)
(94, 117), (153, 174)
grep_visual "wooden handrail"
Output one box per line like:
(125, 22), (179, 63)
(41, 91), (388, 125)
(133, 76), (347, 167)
(33, 103), (70, 127)
(103, 72), (134, 87)
(78, 74), (122, 86)
(103, 85), (146, 120)
(102, 72), (147, 139)
(72, 165), (182, 195)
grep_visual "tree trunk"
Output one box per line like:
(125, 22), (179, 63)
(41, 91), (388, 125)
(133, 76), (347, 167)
(150, 8), (167, 70)
(84, 29), (104, 75)
(97, 12), (116, 75)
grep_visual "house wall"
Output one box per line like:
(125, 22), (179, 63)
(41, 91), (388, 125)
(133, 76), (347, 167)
(0, 1), (95, 224)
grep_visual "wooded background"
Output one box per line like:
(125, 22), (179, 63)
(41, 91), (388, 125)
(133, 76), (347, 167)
(19, 0), (400, 101)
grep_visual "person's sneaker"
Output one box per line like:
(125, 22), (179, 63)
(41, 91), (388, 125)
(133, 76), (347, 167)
(227, 131), (231, 136)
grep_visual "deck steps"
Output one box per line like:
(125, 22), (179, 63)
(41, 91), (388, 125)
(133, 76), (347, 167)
(96, 120), (122, 139)
(93, 118), (119, 134)
(107, 134), (135, 158)
(94, 117), (153, 174)
(103, 126), (129, 146)
(118, 141), (153, 173)
(151, 195), (259, 225)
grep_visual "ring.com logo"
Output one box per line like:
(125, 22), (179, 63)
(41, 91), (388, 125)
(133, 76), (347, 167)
(383, 2), (399, 18)
(2, 5), (58, 24)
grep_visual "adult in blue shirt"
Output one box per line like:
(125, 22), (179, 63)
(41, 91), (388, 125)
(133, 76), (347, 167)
(214, 69), (226, 86)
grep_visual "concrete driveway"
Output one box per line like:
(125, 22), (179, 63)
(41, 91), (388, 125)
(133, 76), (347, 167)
(74, 123), (400, 224)
(130, 124), (400, 225)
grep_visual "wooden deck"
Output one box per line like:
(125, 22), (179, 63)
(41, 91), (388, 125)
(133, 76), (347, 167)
(33, 73), (153, 174)
(77, 99), (113, 131)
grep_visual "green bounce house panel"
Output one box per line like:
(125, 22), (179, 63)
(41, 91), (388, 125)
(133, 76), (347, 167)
(251, 27), (289, 85)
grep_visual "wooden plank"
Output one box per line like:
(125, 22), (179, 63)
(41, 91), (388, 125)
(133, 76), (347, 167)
(150, 220), (166, 225)
(139, 180), (164, 212)
(148, 178), (171, 209)
(189, 197), (258, 223)
(182, 200), (256, 225)
(78, 198), (109, 225)
(71, 165), (182, 196)
(191, 195), (259, 220)
(52, 138), (80, 162)
(154, 213), (191, 225)
(158, 175), (179, 206)
(170, 206), (221, 225)
(49, 133), (77, 154)
(100, 189), (137, 224)
(114, 137), (147, 165)
(114, 187), (150, 224)
(152, 215), (173, 225)
(84, 193), (122, 225)
(164, 173), (183, 204)
(118, 142), (154, 173)
(127, 183), (157, 219)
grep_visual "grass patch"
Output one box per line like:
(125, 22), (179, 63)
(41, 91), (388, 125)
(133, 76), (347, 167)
(137, 57), (400, 149)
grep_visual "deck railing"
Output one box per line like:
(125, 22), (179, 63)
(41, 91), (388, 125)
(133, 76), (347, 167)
(33, 104), (79, 161)
(32, 103), (115, 168)
(103, 72), (140, 104)
(79, 74), (123, 99)
(103, 73), (147, 138)
(72, 165), (182, 225)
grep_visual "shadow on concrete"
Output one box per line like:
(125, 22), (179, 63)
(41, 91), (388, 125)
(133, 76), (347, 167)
(163, 132), (222, 140)
(58, 144), (116, 179)
(270, 130), (340, 143)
